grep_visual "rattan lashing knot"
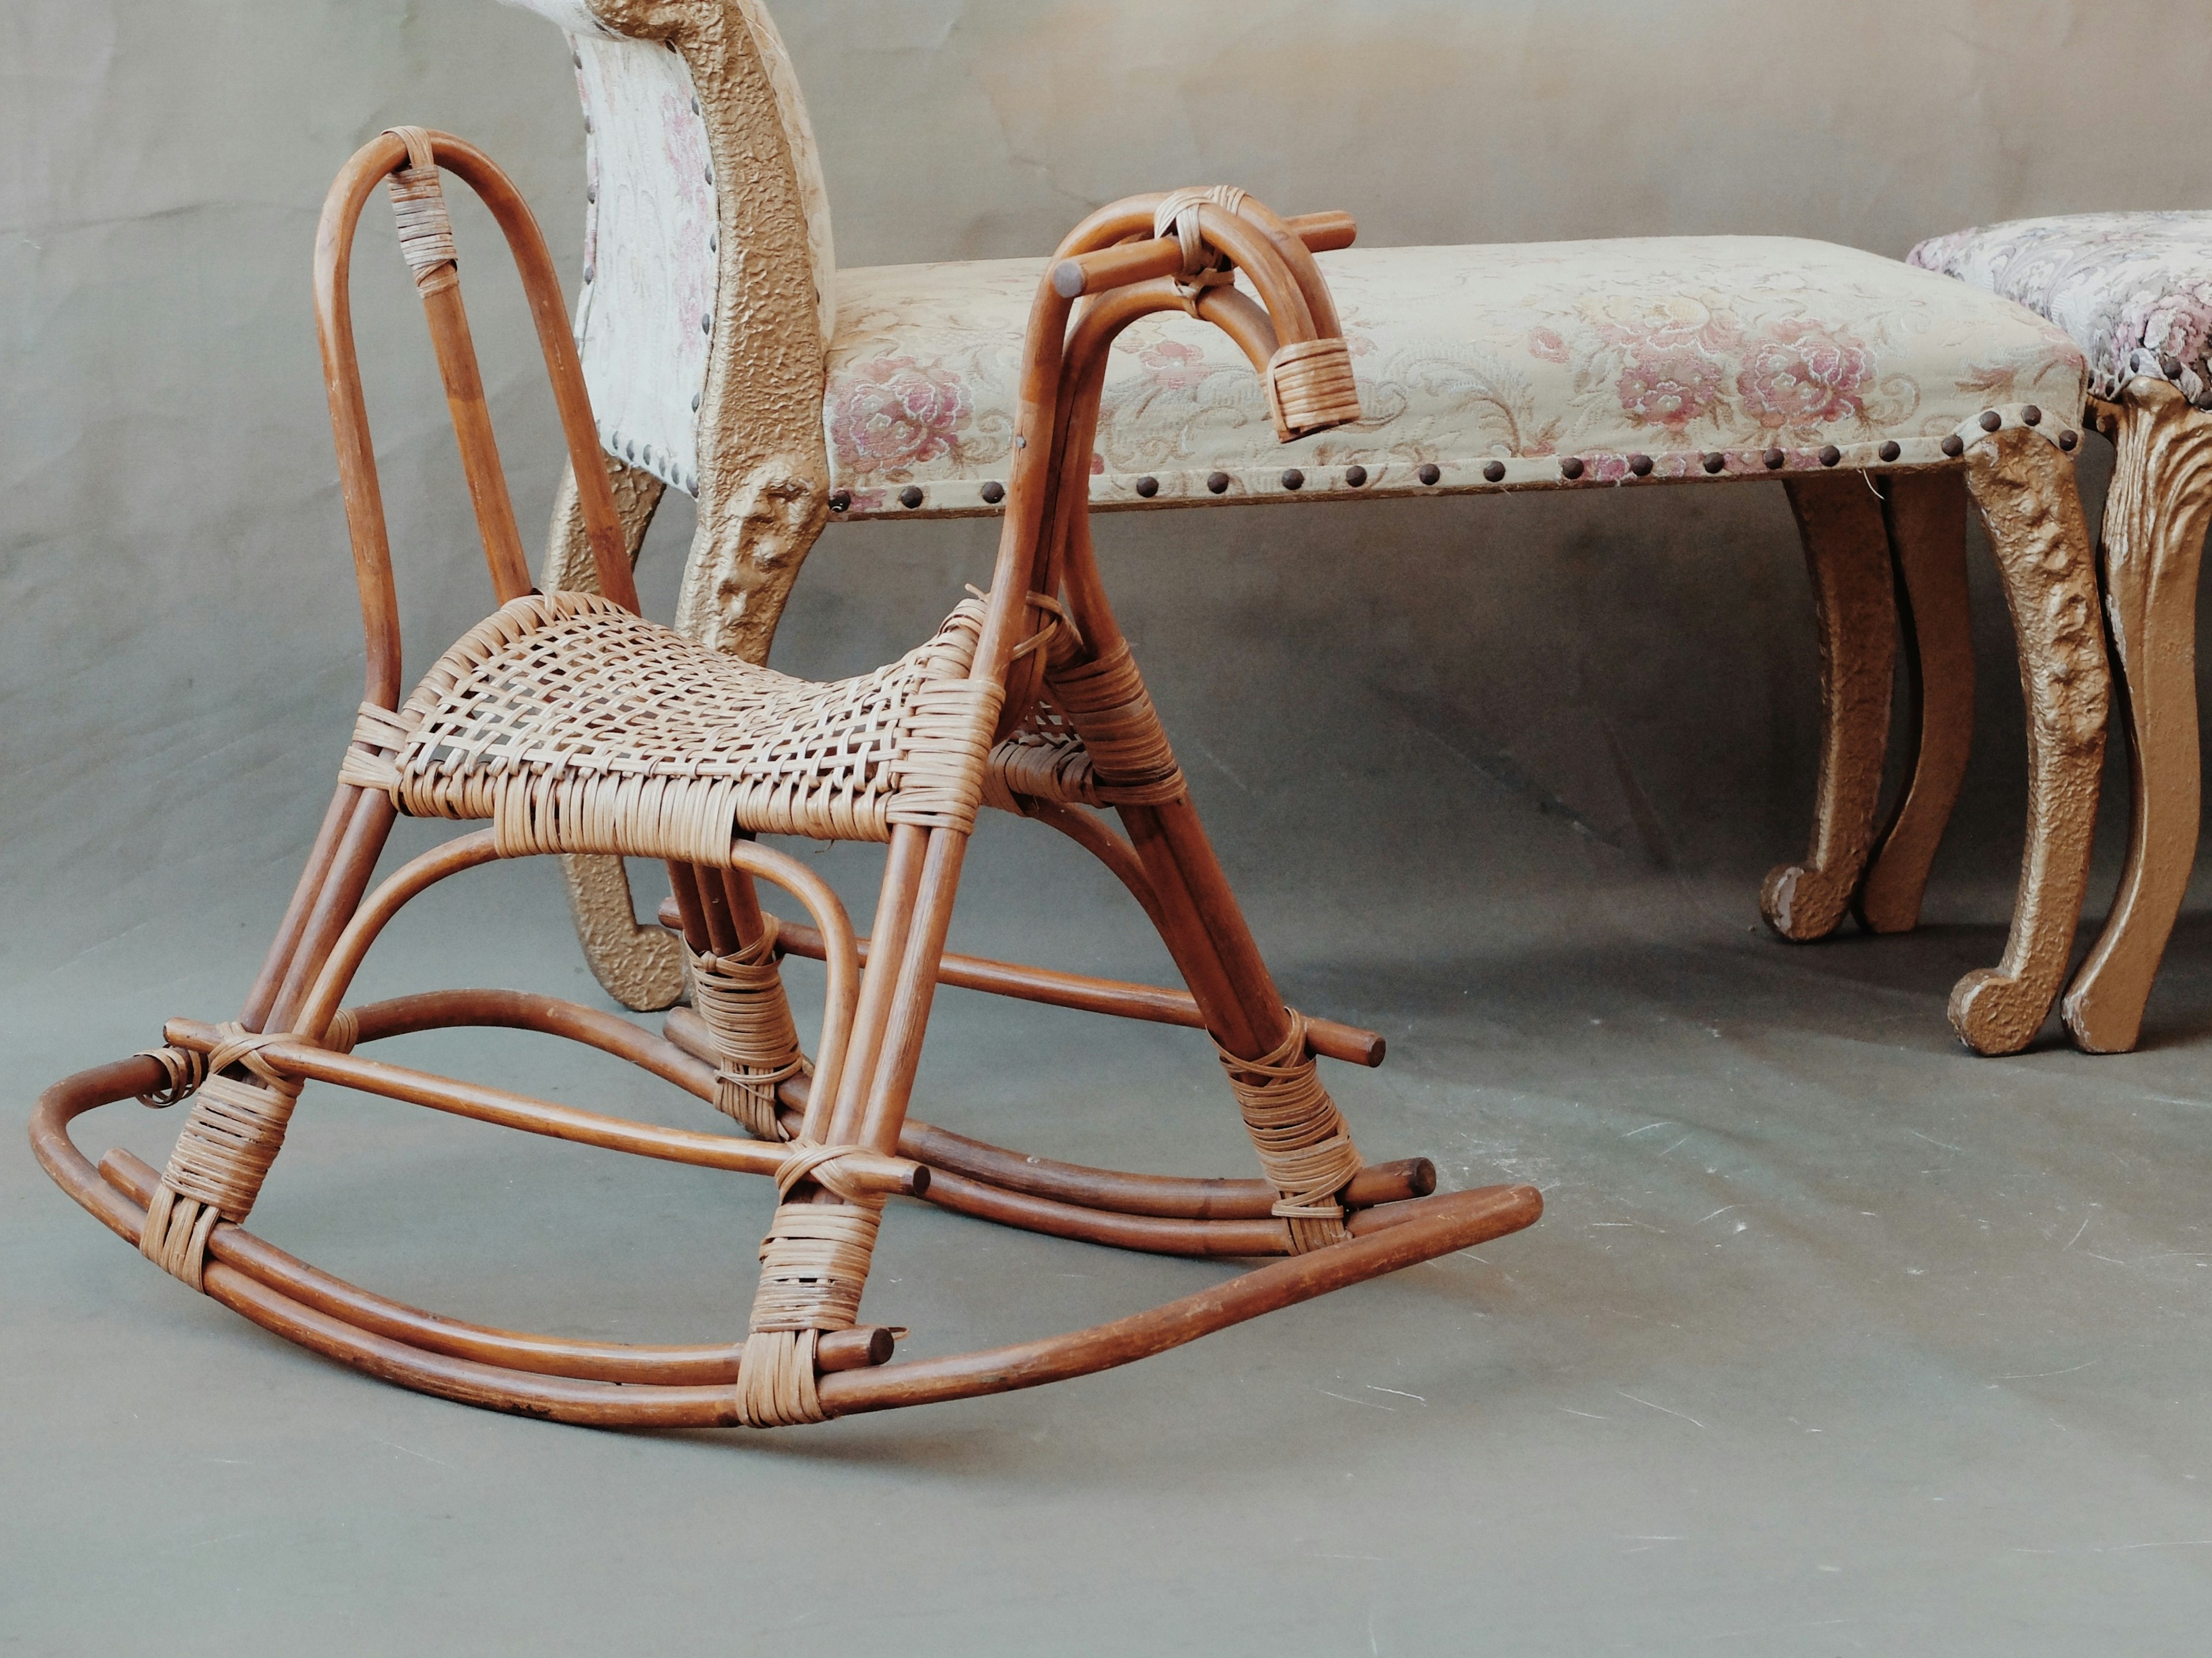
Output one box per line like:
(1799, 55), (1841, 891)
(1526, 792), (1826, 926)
(1046, 642), (1185, 805)
(976, 583), (1084, 666)
(1154, 185), (1248, 298)
(731, 1328), (825, 1428)
(139, 1023), (306, 1289)
(134, 1045), (207, 1108)
(382, 127), (457, 295)
(336, 701), (415, 793)
(745, 1144), (887, 1349)
(1216, 1011), (1363, 1253)
(690, 929), (805, 1141)
(771, 1140), (877, 1204)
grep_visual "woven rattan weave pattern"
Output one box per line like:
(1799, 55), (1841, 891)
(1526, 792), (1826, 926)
(339, 590), (999, 853)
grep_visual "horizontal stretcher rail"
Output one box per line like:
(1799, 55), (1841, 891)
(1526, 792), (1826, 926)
(320, 988), (1422, 1253)
(893, 1116), (1435, 1221)
(660, 1007), (1426, 1218)
(159, 1018), (926, 1196)
(654, 898), (1384, 1067)
(171, 989), (1403, 1259)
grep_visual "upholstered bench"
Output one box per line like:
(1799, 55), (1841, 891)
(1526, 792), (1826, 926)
(513, 0), (2108, 1056)
(1912, 213), (2212, 1052)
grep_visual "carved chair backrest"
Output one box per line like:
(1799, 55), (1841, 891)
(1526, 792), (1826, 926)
(500, 0), (835, 657)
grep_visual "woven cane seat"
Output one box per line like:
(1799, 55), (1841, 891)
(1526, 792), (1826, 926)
(339, 590), (1011, 858)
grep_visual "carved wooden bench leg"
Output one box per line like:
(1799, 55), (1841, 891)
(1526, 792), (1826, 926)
(1763, 473), (1896, 941)
(542, 456), (687, 1010)
(1858, 469), (1976, 934)
(544, 452), (833, 1012)
(2062, 386), (2212, 1052)
(1948, 426), (2110, 1054)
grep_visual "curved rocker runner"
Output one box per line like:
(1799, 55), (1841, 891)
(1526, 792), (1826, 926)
(30, 130), (1541, 1428)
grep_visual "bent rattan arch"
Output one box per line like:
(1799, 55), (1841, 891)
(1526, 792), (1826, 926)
(32, 129), (1541, 1428)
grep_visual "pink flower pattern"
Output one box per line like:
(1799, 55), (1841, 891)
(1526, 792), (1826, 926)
(1618, 345), (1732, 428)
(1137, 338), (1213, 389)
(1735, 317), (1872, 430)
(1581, 294), (1745, 429)
(826, 354), (972, 478)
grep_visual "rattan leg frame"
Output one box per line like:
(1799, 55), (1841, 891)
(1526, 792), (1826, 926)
(32, 133), (1540, 1429)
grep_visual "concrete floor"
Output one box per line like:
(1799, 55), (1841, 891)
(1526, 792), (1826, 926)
(11, 504), (2212, 1653)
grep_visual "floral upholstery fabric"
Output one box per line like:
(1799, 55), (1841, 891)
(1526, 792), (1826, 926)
(1910, 213), (2212, 404)
(823, 237), (2085, 515)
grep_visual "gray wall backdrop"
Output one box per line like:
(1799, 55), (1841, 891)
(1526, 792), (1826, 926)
(10, 1), (2212, 1005)
(6, 0), (2212, 999)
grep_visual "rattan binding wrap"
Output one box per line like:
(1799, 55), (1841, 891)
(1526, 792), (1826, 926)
(338, 592), (1004, 858)
(731, 1143), (885, 1427)
(1217, 1011), (1364, 1252)
(382, 127), (458, 297)
(690, 928), (804, 1140)
(733, 1328), (825, 1427)
(138, 1024), (306, 1289)
(980, 636), (1200, 811)
(1154, 185), (1248, 294)
(983, 703), (1101, 813)
(1266, 337), (1362, 439)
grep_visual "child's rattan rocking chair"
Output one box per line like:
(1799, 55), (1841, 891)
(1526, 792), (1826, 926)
(31, 130), (1541, 1428)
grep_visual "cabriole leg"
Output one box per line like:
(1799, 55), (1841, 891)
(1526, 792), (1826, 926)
(1763, 473), (1897, 940)
(1948, 427), (2110, 1055)
(2062, 385), (2212, 1052)
(541, 454), (688, 1010)
(550, 453), (835, 1012)
(1858, 469), (1976, 933)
